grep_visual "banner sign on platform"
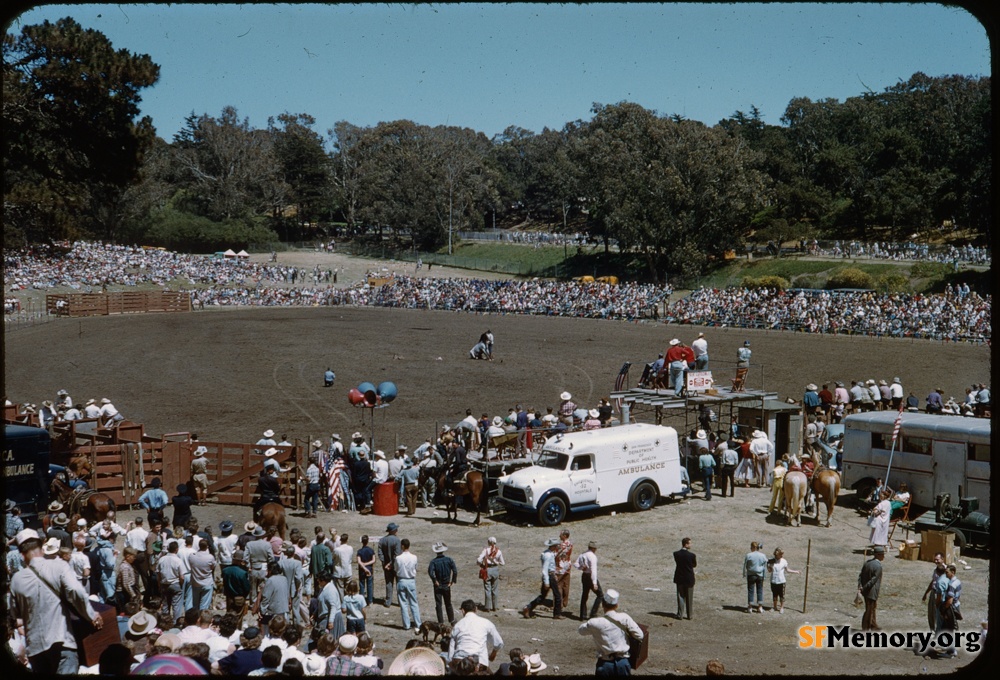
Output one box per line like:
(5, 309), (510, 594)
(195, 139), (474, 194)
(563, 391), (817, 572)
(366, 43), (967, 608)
(686, 371), (714, 393)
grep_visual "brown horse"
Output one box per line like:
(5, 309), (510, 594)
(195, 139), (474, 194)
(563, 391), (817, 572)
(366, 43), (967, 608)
(810, 467), (842, 528)
(49, 476), (115, 526)
(256, 502), (287, 539)
(431, 469), (486, 526)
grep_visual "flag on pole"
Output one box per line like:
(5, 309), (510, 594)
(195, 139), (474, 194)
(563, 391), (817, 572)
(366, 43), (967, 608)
(891, 402), (904, 445)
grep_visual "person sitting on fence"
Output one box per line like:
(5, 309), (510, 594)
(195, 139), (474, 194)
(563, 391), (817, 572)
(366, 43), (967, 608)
(99, 398), (125, 427)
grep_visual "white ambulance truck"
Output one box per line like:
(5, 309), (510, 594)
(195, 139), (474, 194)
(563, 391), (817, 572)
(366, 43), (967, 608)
(496, 422), (685, 526)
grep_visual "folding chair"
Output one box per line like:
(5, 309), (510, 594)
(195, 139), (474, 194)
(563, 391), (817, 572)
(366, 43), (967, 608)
(731, 367), (749, 392)
(886, 496), (912, 549)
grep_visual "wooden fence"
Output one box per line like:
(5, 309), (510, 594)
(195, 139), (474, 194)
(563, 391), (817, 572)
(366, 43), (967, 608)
(46, 291), (191, 317)
(4, 404), (299, 509)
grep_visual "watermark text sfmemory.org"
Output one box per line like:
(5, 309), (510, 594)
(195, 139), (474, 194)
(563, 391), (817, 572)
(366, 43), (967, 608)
(799, 626), (981, 654)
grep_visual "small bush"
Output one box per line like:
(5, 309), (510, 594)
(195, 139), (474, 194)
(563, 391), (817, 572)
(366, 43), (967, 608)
(875, 273), (909, 293)
(741, 275), (790, 290)
(910, 261), (949, 278)
(826, 267), (874, 290)
(792, 275), (823, 290)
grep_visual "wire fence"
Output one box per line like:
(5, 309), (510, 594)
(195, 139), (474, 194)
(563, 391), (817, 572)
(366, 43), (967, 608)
(3, 299), (59, 333)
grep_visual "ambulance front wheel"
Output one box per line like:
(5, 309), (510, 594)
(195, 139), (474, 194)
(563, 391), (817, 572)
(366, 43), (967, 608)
(629, 481), (657, 512)
(538, 496), (567, 527)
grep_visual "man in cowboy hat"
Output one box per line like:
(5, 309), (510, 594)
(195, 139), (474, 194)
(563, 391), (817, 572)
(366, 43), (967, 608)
(372, 449), (390, 485)
(41, 500), (63, 533)
(666, 338), (694, 396)
(245, 524), (272, 603)
(10, 528), (102, 674)
(256, 429), (277, 453)
(428, 542), (458, 624)
(5, 498), (24, 548)
(253, 461), (283, 519)
(47, 512), (72, 549)
(304, 447), (323, 518)
(190, 438), (210, 506)
(692, 332), (709, 370)
(171, 483), (195, 531)
(99, 397), (124, 426)
(523, 538), (563, 620)
(138, 477), (168, 527)
(750, 430), (774, 488)
(83, 398), (102, 419)
(222, 549), (251, 616)
(858, 546), (886, 631)
(348, 432), (370, 463)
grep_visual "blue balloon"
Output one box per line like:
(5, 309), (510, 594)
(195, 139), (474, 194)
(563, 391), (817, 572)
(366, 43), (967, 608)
(376, 381), (398, 403)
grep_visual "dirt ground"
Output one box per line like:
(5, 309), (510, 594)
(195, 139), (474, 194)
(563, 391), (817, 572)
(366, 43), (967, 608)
(2, 251), (992, 675)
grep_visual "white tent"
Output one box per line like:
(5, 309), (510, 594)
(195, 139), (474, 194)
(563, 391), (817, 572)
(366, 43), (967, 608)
(223, 249), (237, 258)
(236, 250), (250, 258)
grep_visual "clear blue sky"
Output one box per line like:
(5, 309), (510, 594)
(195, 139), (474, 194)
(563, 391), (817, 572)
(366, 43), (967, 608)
(9, 2), (991, 143)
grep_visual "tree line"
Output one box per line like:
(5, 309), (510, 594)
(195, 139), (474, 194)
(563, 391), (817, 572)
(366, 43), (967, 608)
(4, 18), (991, 282)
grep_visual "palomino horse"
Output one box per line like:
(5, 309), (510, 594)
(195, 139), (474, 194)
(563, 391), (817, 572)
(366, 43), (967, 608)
(50, 476), (115, 526)
(255, 502), (287, 540)
(428, 469), (486, 526)
(782, 471), (809, 527)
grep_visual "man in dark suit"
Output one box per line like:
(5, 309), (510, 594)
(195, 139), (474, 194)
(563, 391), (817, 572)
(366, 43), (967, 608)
(673, 537), (697, 620)
(858, 546), (885, 630)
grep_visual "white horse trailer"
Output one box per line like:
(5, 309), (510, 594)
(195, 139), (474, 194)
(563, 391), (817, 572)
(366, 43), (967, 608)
(841, 412), (991, 514)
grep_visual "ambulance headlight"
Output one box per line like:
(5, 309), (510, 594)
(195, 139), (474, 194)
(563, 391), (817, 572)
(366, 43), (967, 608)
(524, 487), (533, 503)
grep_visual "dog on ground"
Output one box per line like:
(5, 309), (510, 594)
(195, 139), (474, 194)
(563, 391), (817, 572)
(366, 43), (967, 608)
(417, 621), (452, 643)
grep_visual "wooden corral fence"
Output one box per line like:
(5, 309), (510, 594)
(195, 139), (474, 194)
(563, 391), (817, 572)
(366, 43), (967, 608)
(46, 291), (191, 317)
(4, 403), (299, 509)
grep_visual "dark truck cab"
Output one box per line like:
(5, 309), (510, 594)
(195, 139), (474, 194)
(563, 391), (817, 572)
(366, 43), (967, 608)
(3, 425), (51, 527)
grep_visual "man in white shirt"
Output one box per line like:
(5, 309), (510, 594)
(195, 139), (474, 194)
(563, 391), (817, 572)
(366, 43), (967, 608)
(83, 399), (102, 419)
(691, 332), (709, 370)
(216, 521), (239, 568)
(156, 539), (186, 621)
(394, 538), (421, 630)
(333, 534), (354, 599)
(124, 517), (149, 553)
(449, 599), (504, 672)
(574, 541), (603, 620)
(577, 589), (643, 676)
(99, 397), (124, 425)
(177, 534), (196, 611)
(372, 450), (389, 485)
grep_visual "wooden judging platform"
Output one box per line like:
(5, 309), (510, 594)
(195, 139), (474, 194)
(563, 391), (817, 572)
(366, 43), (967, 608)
(610, 386), (779, 410)
(46, 291), (191, 317)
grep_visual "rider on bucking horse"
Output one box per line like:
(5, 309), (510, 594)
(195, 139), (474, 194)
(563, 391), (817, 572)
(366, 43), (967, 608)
(444, 438), (469, 492)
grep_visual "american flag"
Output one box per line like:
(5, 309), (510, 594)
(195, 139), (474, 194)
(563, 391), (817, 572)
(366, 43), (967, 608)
(319, 448), (347, 510)
(891, 402), (904, 445)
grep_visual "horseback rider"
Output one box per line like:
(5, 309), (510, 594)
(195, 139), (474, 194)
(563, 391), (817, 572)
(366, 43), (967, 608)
(253, 464), (283, 520)
(444, 439), (469, 491)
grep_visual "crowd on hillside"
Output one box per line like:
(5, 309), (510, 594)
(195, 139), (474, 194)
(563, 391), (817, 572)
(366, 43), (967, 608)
(665, 286), (991, 342)
(809, 240), (990, 266)
(3, 241), (328, 292)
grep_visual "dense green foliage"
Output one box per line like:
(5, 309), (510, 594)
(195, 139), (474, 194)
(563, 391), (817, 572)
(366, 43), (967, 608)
(3, 19), (991, 281)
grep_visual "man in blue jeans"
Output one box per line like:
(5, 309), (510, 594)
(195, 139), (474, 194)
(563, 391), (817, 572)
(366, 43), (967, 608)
(698, 445), (715, 501)
(743, 542), (768, 613)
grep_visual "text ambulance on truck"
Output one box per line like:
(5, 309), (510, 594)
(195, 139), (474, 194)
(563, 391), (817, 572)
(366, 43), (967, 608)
(496, 423), (686, 526)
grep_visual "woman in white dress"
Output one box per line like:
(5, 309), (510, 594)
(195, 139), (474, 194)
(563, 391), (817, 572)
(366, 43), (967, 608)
(868, 490), (893, 547)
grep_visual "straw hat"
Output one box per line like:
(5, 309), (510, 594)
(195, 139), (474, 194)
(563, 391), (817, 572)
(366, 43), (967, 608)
(127, 610), (157, 636)
(560, 391), (572, 401)
(244, 521), (258, 533)
(52, 512), (70, 526)
(47, 501), (63, 513)
(387, 647), (446, 676)
(805, 383), (818, 391)
(527, 653), (547, 674)
(544, 537), (561, 547)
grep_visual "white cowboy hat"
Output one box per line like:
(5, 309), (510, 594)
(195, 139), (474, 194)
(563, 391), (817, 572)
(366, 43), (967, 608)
(263, 447), (279, 457)
(42, 537), (61, 555)
(57, 389), (68, 396)
(805, 383), (818, 391)
(77, 518), (87, 528)
(544, 537), (561, 547)
(352, 432), (363, 440)
(244, 521), (258, 533)
(100, 398), (111, 404)
(669, 338), (680, 346)
(560, 391), (572, 401)
(331, 433), (342, 440)
(47, 500), (63, 512)
(432, 542), (448, 553)
(752, 430), (767, 439)
(527, 653), (547, 674)
(262, 429), (275, 438)
(387, 647), (446, 676)
(127, 610), (157, 637)
(52, 512), (70, 526)
(588, 408), (600, 418)
(374, 450), (386, 459)
(695, 429), (707, 440)
(492, 416), (503, 426)
(193, 446), (207, 457)
(338, 634), (359, 653)
(311, 439), (323, 449)
(86, 399), (96, 405)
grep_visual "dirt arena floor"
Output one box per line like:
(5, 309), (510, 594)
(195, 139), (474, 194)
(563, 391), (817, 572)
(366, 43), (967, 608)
(3, 252), (993, 675)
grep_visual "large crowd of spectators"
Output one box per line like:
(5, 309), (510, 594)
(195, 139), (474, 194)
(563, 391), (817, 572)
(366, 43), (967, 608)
(806, 240), (990, 266)
(666, 286), (991, 342)
(3, 241), (992, 340)
(3, 241), (326, 292)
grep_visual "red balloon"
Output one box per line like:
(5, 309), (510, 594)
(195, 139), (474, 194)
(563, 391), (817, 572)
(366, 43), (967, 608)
(347, 388), (366, 406)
